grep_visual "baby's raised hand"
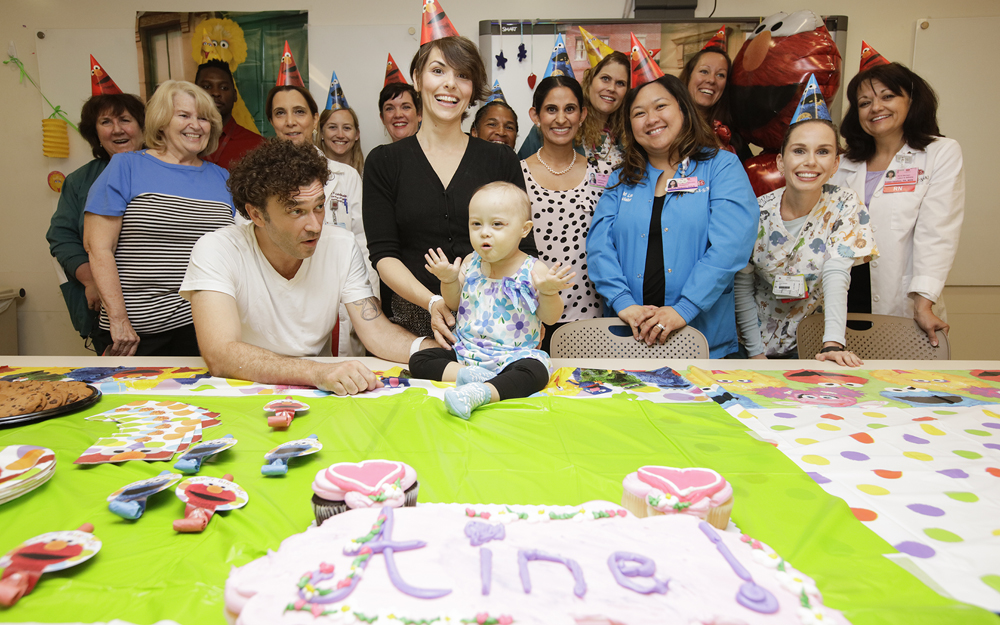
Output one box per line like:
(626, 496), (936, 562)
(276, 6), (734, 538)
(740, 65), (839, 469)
(532, 261), (577, 296)
(424, 248), (462, 284)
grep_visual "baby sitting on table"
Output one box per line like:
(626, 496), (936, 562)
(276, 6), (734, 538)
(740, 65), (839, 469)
(409, 182), (575, 419)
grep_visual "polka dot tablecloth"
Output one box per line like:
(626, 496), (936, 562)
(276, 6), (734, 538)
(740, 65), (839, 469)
(717, 375), (1000, 612)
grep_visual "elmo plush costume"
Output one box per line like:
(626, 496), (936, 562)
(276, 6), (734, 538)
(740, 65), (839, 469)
(730, 11), (841, 196)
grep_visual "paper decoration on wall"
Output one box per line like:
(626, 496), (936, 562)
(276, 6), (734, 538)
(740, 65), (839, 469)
(860, 40), (890, 72)
(791, 74), (832, 123)
(0, 524), (101, 607)
(518, 43), (527, 62)
(496, 50), (507, 70)
(173, 434), (237, 474)
(263, 396), (309, 428)
(0, 445), (56, 505)
(384, 53), (407, 86)
(46, 171), (65, 193)
(629, 32), (664, 88)
(543, 33), (575, 79)
(107, 471), (182, 519)
(276, 41), (304, 88)
(325, 70), (350, 111)
(41, 119), (69, 158)
(261, 434), (322, 476)
(190, 17), (258, 133)
(420, 0), (459, 45)
(578, 25), (615, 68)
(76, 400), (221, 464)
(703, 27), (728, 52)
(173, 474), (248, 532)
(3, 53), (78, 135)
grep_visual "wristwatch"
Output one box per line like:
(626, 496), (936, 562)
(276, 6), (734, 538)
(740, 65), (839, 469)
(820, 345), (844, 353)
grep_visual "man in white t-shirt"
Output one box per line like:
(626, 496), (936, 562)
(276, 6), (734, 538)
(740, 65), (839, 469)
(180, 139), (433, 395)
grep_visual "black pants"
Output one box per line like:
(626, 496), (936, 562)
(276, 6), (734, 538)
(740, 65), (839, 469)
(409, 348), (549, 401)
(92, 323), (200, 357)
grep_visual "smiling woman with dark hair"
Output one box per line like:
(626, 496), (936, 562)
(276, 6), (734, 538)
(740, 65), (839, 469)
(831, 61), (964, 347)
(587, 74), (757, 358)
(47, 92), (145, 345)
(364, 36), (535, 347)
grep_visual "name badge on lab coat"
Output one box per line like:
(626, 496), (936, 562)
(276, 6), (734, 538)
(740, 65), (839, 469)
(883, 167), (918, 193)
(773, 274), (808, 302)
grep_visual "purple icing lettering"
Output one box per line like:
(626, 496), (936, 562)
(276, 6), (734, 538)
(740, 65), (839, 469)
(480, 547), (492, 595)
(698, 521), (779, 614)
(465, 520), (505, 546)
(301, 506), (451, 604)
(517, 549), (587, 598)
(607, 552), (669, 595)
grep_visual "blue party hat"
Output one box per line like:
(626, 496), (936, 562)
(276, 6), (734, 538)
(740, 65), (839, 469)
(791, 74), (831, 123)
(325, 69), (350, 111)
(485, 80), (507, 104)
(543, 33), (575, 79)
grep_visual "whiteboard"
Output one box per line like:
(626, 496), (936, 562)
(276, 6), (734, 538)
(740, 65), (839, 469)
(913, 17), (999, 286)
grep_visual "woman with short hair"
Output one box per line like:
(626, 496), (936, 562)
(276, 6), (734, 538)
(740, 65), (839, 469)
(84, 80), (234, 356)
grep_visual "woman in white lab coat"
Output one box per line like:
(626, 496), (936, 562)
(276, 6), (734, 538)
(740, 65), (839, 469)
(831, 62), (964, 347)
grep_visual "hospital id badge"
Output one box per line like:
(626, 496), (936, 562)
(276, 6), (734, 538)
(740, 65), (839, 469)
(666, 176), (699, 192)
(773, 274), (807, 301)
(883, 167), (918, 193)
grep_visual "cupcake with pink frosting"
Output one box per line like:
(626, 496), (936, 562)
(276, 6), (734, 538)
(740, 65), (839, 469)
(621, 465), (733, 529)
(311, 459), (419, 525)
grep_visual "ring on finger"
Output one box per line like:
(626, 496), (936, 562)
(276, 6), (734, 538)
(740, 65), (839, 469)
(656, 323), (666, 331)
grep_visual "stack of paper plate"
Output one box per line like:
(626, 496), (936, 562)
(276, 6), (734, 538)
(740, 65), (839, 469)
(0, 445), (56, 505)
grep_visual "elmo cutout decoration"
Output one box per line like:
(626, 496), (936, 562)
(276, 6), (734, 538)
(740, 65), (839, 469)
(730, 11), (841, 196)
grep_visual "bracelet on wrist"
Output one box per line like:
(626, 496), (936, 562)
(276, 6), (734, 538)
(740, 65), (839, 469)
(427, 294), (444, 314)
(820, 345), (844, 353)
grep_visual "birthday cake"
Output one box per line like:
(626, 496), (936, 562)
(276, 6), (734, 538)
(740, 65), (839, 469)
(225, 502), (846, 625)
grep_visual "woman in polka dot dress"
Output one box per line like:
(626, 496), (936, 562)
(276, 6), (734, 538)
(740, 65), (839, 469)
(521, 76), (614, 352)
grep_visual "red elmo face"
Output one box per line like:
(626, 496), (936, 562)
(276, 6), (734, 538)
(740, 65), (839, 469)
(8, 538), (83, 574)
(182, 482), (237, 511)
(730, 11), (842, 150)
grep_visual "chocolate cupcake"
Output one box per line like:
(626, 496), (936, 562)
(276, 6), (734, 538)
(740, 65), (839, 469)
(311, 459), (419, 525)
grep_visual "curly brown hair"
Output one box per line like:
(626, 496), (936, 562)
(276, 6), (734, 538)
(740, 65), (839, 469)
(227, 139), (330, 220)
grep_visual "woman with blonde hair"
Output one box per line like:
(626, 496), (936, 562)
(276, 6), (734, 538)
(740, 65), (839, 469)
(84, 80), (235, 356)
(317, 107), (364, 176)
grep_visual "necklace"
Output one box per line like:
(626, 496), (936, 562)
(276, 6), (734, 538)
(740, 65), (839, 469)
(536, 146), (577, 175)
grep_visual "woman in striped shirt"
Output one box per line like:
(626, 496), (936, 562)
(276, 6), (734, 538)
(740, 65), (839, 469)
(84, 80), (235, 356)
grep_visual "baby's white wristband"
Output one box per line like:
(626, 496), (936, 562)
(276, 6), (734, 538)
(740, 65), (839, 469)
(427, 294), (443, 313)
(408, 336), (426, 358)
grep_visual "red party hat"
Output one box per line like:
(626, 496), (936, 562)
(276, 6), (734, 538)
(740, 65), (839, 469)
(276, 41), (304, 88)
(90, 55), (122, 96)
(629, 33), (664, 88)
(702, 27), (728, 53)
(384, 53), (408, 86)
(420, 0), (459, 46)
(859, 40), (890, 72)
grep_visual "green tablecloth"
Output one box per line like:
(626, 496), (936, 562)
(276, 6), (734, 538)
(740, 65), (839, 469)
(1, 390), (996, 624)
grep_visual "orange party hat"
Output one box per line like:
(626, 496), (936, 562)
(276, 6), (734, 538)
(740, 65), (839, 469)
(629, 33), (664, 88)
(384, 53), (408, 86)
(702, 27), (728, 53)
(420, 0), (459, 46)
(859, 40), (890, 72)
(276, 41), (304, 87)
(90, 55), (122, 96)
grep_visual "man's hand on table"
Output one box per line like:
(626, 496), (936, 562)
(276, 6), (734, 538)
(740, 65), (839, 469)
(313, 360), (384, 396)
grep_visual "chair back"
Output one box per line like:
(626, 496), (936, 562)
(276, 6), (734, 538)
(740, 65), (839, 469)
(550, 318), (709, 359)
(796, 313), (950, 360)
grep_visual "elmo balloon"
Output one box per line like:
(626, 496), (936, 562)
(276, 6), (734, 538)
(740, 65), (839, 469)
(730, 11), (842, 196)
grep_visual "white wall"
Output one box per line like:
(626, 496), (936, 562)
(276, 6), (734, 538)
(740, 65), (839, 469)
(3, 0), (998, 357)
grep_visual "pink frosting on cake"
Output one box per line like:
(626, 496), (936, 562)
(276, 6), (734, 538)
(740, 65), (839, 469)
(312, 460), (417, 509)
(623, 466), (733, 516)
